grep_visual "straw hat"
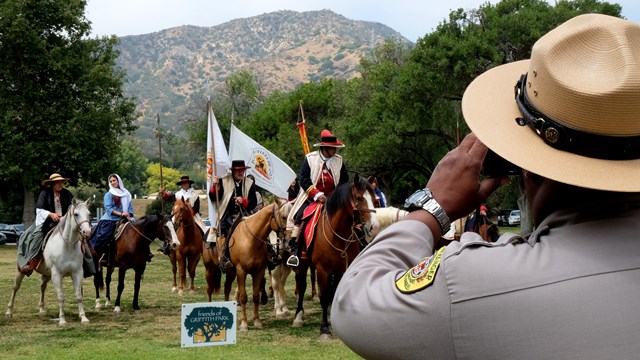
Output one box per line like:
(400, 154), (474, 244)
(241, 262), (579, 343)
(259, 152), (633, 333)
(313, 129), (345, 148)
(42, 173), (69, 186)
(462, 14), (640, 192)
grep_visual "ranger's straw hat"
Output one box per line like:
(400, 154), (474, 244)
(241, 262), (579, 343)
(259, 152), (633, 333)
(462, 14), (640, 192)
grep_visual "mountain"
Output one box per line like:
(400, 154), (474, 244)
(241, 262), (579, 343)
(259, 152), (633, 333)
(115, 9), (411, 147)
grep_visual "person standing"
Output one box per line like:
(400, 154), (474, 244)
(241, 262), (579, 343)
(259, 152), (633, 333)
(367, 176), (387, 208)
(17, 173), (74, 275)
(286, 129), (349, 267)
(208, 160), (257, 271)
(331, 14), (640, 359)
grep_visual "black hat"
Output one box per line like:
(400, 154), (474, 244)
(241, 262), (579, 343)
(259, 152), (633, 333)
(230, 160), (250, 170)
(176, 175), (195, 185)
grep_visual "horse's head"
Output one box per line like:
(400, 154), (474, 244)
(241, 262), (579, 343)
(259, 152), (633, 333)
(71, 198), (93, 239)
(159, 213), (180, 250)
(270, 199), (292, 240)
(171, 197), (194, 229)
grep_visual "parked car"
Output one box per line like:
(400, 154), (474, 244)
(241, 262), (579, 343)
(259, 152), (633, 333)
(508, 210), (521, 226)
(0, 232), (7, 245)
(497, 209), (514, 226)
(0, 224), (23, 244)
(203, 218), (211, 227)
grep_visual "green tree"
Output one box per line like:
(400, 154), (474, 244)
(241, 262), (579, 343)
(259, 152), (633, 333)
(0, 0), (137, 224)
(112, 140), (150, 197)
(145, 163), (182, 194)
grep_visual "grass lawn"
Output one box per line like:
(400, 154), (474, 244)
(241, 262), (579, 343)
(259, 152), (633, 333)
(0, 244), (360, 360)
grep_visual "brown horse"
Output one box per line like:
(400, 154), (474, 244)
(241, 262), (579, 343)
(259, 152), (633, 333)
(170, 198), (203, 296)
(292, 176), (379, 339)
(217, 200), (290, 331)
(93, 214), (179, 312)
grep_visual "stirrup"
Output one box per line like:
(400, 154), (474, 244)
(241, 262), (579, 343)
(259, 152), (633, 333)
(286, 255), (299, 267)
(206, 241), (216, 249)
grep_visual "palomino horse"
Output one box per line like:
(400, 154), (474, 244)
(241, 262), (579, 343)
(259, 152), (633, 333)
(93, 214), (179, 312)
(5, 199), (93, 325)
(217, 200), (290, 331)
(292, 176), (379, 339)
(170, 198), (203, 296)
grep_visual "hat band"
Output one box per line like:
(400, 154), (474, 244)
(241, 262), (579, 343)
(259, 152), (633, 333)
(515, 74), (640, 160)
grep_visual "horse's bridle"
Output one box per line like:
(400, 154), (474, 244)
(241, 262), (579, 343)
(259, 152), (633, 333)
(59, 203), (91, 243)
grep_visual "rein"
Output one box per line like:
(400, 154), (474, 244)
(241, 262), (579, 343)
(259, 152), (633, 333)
(124, 220), (159, 243)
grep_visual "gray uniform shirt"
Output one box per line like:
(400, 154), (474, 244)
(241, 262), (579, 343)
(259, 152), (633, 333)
(332, 197), (640, 359)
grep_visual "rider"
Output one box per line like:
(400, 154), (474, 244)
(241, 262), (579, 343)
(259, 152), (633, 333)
(17, 173), (75, 276)
(286, 129), (349, 267)
(158, 175), (205, 254)
(89, 174), (137, 264)
(208, 160), (257, 272)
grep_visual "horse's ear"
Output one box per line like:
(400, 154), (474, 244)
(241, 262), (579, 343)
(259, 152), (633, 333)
(85, 197), (93, 207)
(72, 198), (79, 205)
(353, 173), (360, 185)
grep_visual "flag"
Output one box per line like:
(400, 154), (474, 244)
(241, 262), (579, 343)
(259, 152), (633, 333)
(206, 103), (231, 229)
(297, 120), (310, 155)
(229, 124), (296, 199)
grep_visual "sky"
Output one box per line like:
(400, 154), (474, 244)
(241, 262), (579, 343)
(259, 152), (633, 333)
(86, 0), (640, 43)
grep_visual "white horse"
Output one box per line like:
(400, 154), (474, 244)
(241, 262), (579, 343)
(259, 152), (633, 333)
(5, 199), (93, 325)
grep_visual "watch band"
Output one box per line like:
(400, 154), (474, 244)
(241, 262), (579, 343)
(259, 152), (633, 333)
(421, 193), (451, 234)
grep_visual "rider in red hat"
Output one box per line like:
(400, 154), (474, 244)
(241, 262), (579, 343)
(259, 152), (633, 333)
(286, 129), (348, 267)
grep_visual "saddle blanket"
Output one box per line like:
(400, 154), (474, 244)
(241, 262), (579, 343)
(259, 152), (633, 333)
(302, 202), (323, 258)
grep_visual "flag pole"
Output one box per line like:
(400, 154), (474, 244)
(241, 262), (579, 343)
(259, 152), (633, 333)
(208, 101), (222, 232)
(157, 113), (164, 213)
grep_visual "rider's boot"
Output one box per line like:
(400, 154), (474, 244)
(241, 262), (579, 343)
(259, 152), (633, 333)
(218, 235), (234, 273)
(286, 226), (301, 267)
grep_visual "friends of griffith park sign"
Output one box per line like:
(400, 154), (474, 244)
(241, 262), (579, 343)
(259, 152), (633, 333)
(181, 301), (237, 347)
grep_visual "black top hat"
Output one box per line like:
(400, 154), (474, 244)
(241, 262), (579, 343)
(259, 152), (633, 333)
(176, 175), (195, 185)
(230, 160), (250, 170)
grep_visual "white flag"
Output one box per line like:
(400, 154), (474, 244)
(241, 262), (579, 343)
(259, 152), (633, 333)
(229, 124), (296, 199)
(206, 103), (231, 229)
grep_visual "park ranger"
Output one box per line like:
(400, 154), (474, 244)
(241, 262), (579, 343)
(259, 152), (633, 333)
(331, 14), (640, 359)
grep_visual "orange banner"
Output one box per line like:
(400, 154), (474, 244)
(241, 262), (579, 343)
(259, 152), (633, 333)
(297, 121), (310, 155)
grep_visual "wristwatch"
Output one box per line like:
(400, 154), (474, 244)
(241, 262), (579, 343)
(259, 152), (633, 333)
(404, 188), (451, 233)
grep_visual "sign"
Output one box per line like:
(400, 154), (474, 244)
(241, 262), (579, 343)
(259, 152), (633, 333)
(181, 301), (237, 347)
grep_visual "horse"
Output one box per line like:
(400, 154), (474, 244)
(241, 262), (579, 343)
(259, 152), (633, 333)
(170, 198), (203, 296)
(5, 199), (93, 325)
(215, 200), (290, 331)
(93, 214), (179, 312)
(292, 176), (379, 339)
(373, 206), (408, 233)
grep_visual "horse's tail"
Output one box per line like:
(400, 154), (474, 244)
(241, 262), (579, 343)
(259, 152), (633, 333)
(212, 266), (222, 294)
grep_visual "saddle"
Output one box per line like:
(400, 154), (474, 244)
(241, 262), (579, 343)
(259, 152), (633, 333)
(299, 202), (324, 259)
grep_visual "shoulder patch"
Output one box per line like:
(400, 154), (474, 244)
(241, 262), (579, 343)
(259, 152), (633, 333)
(395, 246), (446, 294)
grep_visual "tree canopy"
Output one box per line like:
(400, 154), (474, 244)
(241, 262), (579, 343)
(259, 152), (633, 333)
(0, 0), (137, 223)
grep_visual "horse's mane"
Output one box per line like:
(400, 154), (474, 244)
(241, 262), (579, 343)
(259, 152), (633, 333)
(325, 178), (369, 218)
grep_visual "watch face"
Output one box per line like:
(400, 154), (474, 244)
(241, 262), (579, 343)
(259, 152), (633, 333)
(404, 189), (428, 209)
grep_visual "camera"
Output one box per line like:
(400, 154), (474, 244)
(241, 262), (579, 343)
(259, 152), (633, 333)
(482, 149), (520, 177)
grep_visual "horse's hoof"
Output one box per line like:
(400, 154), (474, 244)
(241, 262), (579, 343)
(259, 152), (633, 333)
(80, 317), (90, 324)
(4, 311), (13, 318)
(291, 313), (304, 327)
(58, 320), (67, 326)
(39, 310), (47, 316)
(313, 295), (320, 303)
(239, 324), (249, 332)
(254, 320), (262, 328)
(319, 333), (331, 341)
(171, 287), (178, 294)
(178, 290), (184, 296)
(114, 306), (121, 313)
